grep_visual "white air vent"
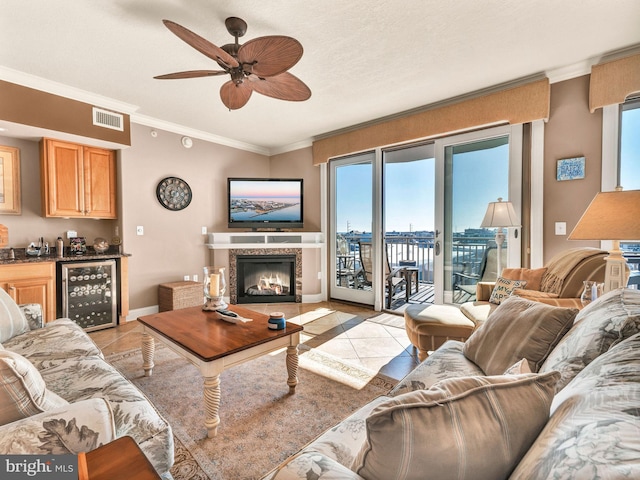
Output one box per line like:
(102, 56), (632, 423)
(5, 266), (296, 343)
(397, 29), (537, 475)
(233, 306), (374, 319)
(92, 107), (124, 131)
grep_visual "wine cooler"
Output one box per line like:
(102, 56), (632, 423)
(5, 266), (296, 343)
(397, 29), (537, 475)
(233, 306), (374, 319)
(58, 259), (118, 331)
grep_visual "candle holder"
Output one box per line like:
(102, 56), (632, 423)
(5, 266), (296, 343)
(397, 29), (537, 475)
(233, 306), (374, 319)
(203, 266), (227, 311)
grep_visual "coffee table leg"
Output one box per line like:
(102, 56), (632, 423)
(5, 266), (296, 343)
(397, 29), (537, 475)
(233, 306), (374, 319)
(286, 345), (299, 393)
(141, 333), (155, 377)
(203, 374), (221, 438)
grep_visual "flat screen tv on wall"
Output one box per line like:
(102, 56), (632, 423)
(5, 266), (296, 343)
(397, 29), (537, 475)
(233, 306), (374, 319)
(228, 178), (304, 230)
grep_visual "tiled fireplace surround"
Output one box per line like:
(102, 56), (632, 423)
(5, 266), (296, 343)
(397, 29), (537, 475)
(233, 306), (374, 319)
(228, 248), (303, 304)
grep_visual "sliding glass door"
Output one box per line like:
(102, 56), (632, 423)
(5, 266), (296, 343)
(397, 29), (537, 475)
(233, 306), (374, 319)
(383, 144), (436, 308)
(328, 125), (522, 309)
(436, 126), (522, 304)
(329, 153), (376, 305)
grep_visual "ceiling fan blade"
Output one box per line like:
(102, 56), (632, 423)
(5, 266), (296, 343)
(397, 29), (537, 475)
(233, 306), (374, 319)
(154, 70), (228, 80)
(220, 80), (252, 110)
(250, 72), (311, 102)
(237, 36), (303, 77)
(162, 20), (239, 69)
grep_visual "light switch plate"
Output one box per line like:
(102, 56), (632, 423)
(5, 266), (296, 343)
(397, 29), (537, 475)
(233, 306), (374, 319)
(555, 222), (567, 235)
(136, 226), (144, 235)
(201, 226), (207, 235)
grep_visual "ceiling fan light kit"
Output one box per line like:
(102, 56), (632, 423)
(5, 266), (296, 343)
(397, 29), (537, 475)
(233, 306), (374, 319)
(155, 17), (311, 110)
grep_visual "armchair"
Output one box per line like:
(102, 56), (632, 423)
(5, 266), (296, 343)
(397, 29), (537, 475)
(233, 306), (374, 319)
(461, 247), (614, 325)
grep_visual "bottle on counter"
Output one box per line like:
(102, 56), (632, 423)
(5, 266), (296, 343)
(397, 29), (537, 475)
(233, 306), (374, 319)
(56, 237), (64, 258)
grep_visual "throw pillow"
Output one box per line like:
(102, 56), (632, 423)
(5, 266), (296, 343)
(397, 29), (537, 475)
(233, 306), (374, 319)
(504, 358), (532, 375)
(489, 277), (527, 305)
(0, 288), (30, 344)
(539, 288), (640, 392)
(501, 267), (547, 291)
(351, 371), (560, 480)
(463, 295), (578, 375)
(0, 350), (68, 426)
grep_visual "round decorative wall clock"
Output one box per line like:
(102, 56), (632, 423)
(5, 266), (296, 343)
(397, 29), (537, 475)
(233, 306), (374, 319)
(156, 177), (192, 210)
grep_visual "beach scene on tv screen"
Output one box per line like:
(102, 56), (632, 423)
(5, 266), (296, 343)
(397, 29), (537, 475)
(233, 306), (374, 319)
(230, 180), (301, 222)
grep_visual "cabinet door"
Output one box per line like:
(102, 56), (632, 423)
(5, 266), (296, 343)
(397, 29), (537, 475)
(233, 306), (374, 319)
(6, 280), (49, 309)
(0, 263), (55, 322)
(84, 147), (117, 219)
(41, 139), (85, 217)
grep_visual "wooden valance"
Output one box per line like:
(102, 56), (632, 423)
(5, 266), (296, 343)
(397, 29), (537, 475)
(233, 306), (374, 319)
(312, 78), (550, 165)
(589, 52), (640, 112)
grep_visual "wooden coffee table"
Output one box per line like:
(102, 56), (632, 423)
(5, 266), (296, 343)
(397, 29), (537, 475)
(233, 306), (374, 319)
(137, 304), (303, 438)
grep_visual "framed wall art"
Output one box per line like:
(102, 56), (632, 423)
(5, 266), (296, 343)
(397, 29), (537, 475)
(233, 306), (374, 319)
(0, 145), (21, 214)
(556, 156), (585, 181)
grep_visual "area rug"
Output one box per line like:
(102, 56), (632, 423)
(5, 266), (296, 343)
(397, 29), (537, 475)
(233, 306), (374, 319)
(107, 344), (395, 480)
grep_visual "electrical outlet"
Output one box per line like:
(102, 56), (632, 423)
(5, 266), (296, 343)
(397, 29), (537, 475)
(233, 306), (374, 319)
(183, 275), (190, 281)
(193, 274), (198, 282)
(201, 226), (207, 235)
(136, 226), (144, 236)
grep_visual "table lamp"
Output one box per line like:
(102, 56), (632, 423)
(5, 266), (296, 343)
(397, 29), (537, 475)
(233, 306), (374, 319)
(480, 197), (520, 279)
(568, 187), (640, 292)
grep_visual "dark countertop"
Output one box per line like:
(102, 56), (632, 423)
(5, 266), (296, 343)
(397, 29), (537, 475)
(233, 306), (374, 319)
(0, 247), (130, 265)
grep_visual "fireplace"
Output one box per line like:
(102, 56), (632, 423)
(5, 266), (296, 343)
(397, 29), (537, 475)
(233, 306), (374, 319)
(236, 254), (297, 304)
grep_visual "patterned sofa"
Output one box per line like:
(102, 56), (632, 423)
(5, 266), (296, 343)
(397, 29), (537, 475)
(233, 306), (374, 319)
(262, 287), (640, 480)
(0, 288), (174, 477)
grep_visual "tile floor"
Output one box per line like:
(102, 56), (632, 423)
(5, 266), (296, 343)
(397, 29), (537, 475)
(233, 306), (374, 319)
(89, 300), (420, 382)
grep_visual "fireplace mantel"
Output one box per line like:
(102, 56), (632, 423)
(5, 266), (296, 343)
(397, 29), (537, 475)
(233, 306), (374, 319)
(206, 232), (323, 250)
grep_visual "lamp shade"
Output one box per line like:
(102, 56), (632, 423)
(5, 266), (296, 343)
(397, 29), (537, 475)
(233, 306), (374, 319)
(568, 189), (640, 240)
(480, 198), (520, 228)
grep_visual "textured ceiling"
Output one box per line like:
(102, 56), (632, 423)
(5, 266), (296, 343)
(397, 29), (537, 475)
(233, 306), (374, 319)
(1, 0), (640, 154)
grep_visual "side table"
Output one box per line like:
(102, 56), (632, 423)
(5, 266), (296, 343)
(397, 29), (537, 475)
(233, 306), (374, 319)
(85, 436), (161, 480)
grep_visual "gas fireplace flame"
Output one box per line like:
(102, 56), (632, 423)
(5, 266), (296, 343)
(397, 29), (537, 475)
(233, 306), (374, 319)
(257, 274), (283, 294)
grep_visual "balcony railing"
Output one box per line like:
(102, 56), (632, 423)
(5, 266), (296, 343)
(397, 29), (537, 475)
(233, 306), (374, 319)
(338, 232), (496, 285)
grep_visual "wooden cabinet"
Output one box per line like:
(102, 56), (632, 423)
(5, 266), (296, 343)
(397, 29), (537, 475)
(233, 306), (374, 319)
(0, 262), (55, 322)
(40, 138), (117, 219)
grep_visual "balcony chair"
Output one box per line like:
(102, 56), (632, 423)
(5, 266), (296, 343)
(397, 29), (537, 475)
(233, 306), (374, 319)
(452, 245), (506, 301)
(336, 234), (356, 287)
(357, 241), (406, 309)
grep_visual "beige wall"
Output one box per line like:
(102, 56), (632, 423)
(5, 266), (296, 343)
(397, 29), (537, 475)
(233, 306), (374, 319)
(543, 75), (603, 262)
(120, 126), (323, 309)
(121, 124), (269, 309)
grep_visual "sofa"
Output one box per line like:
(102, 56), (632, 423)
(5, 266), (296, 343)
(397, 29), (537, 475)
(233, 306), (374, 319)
(0, 288), (174, 477)
(262, 287), (640, 480)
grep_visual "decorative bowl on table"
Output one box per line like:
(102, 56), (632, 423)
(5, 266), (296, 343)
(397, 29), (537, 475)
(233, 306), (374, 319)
(93, 237), (109, 254)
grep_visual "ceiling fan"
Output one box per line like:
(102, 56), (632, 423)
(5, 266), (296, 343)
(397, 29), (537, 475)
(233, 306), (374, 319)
(154, 17), (311, 110)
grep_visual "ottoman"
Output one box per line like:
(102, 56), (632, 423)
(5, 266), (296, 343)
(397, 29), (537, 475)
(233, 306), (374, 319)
(404, 304), (476, 361)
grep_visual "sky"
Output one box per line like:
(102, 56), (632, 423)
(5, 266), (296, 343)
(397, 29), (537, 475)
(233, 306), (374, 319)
(336, 143), (509, 233)
(336, 105), (639, 235)
(620, 105), (640, 190)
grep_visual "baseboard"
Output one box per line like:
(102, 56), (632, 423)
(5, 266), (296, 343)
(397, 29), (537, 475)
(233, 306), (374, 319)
(125, 305), (158, 321)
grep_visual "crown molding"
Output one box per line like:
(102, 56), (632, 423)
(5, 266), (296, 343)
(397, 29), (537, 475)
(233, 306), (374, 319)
(131, 113), (271, 156)
(545, 60), (594, 84)
(0, 66), (139, 114)
(269, 139), (313, 156)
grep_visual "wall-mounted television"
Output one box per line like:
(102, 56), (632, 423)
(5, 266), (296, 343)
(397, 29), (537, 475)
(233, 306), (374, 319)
(228, 178), (304, 230)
